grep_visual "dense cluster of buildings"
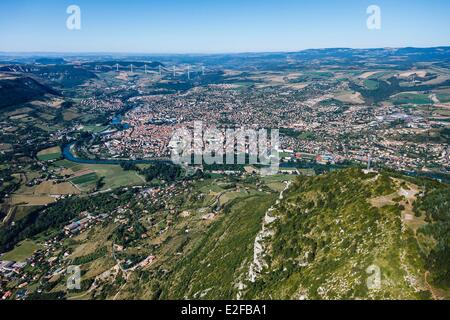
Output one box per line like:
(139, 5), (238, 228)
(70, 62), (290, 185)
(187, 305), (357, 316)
(63, 212), (109, 235)
(78, 98), (124, 112)
(84, 85), (448, 173)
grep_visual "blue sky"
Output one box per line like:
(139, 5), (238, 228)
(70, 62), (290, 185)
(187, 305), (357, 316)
(0, 0), (449, 53)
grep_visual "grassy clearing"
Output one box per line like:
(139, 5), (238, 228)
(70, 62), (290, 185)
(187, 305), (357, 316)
(38, 112), (55, 121)
(433, 108), (450, 116)
(391, 93), (433, 105)
(58, 161), (145, 190)
(199, 183), (225, 194)
(37, 146), (62, 161)
(436, 93), (450, 103)
(38, 146), (62, 155)
(10, 194), (56, 206)
(218, 190), (248, 205)
(81, 125), (109, 133)
(335, 91), (365, 104)
(70, 172), (98, 185)
(261, 174), (295, 182)
(1, 240), (41, 262)
(265, 182), (286, 192)
(14, 180), (80, 202)
(34, 181), (80, 195)
(296, 71), (334, 81)
(87, 165), (145, 189)
(364, 79), (379, 90)
(12, 206), (36, 222)
(37, 153), (61, 161)
(62, 110), (80, 121)
(53, 159), (79, 169)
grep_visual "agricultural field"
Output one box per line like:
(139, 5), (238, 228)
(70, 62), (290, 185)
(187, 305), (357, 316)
(334, 91), (365, 104)
(62, 110), (80, 121)
(81, 125), (109, 133)
(296, 71), (334, 81)
(218, 189), (262, 206)
(11, 179), (80, 208)
(0, 143), (13, 152)
(1, 240), (41, 262)
(36, 112), (55, 121)
(436, 92), (450, 103)
(11, 206), (36, 222)
(261, 174), (298, 192)
(37, 146), (62, 161)
(70, 172), (99, 186)
(34, 181), (80, 195)
(364, 79), (379, 90)
(391, 92), (433, 105)
(54, 161), (146, 191)
(10, 194), (56, 206)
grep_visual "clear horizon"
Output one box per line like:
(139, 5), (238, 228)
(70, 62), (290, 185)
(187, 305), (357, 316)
(1, 44), (450, 55)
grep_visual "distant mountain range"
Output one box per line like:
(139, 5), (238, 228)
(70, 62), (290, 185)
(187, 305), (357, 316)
(1, 46), (449, 65)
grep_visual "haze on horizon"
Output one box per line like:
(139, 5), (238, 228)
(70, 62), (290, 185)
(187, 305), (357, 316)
(0, 0), (449, 54)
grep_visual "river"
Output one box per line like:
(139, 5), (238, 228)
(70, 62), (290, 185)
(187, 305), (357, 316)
(62, 143), (170, 165)
(63, 106), (170, 165)
(63, 108), (448, 183)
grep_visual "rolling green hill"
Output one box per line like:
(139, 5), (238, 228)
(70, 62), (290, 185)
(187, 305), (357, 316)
(115, 169), (449, 300)
(239, 169), (449, 300)
(3, 168), (447, 300)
